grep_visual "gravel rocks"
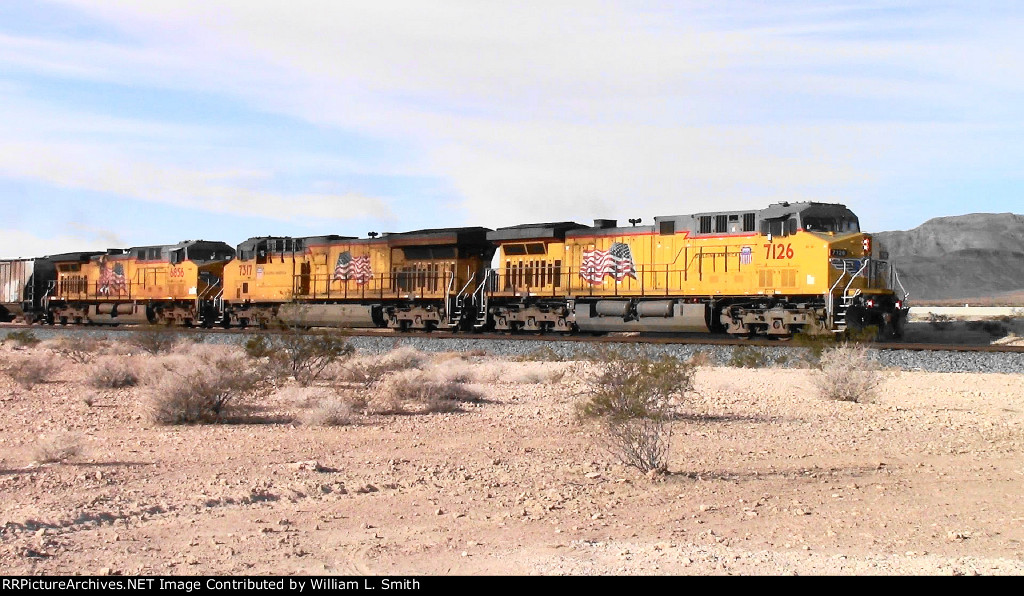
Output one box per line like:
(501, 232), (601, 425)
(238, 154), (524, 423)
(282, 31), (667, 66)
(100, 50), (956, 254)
(3, 327), (1022, 374)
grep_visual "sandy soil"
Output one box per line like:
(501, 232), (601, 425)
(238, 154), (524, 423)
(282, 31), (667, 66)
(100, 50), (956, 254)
(1, 341), (1022, 576)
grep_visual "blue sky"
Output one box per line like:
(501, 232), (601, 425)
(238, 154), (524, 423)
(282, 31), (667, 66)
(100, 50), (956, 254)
(2, 1), (1023, 258)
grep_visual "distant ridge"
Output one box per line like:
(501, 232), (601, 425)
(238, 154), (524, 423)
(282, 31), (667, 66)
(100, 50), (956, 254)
(874, 213), (1024, 302)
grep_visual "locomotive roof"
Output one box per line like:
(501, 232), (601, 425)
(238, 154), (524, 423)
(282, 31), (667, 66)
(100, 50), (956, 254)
(236, 235), (357, 252)
(383, 226), (492, 246)
(487, 222), (588, 242)
(40, 251), (105, 263)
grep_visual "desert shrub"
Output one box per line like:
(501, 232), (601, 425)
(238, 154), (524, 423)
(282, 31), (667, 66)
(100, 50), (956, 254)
(728, 345), (769, 368)
(686, 350), (714, 367)
(256, 329), (355, 386)
(128, 325), (180, 355)
(576, 354), (694, 474)
(33, 432), (82, 463)
(376, 345), (428, 370)
(928, 313), (954, 331)
(47, 335), (101, 364)
(5, 330), (40, 347)
(330, 346), (426, 386)
(148, 353), (264, 424)
(369, 369), (482, 414)
(516, 345), (564, 362)
(502, 363), (564, 384)
(813, 343), (883, 403)
(301, 397), (358, 426)
(87, 356), (139, 389)
(966, 320), (1009, 338)
(244, 335), (272, 359)
(4, 354), (52, 388)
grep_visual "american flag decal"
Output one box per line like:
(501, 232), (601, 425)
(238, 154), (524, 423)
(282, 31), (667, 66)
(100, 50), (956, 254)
(333, 251), (373, 285)
(740, 246), (753, 265)
(98, 262), (127, 295)
(580, 242), (637, 285)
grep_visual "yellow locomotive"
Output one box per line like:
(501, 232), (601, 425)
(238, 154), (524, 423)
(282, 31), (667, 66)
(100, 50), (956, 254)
(20, 201), (906, 338)
(221, 228), (494, 330)
(48, 240), (234, 326)
(482, 202), (906, 337)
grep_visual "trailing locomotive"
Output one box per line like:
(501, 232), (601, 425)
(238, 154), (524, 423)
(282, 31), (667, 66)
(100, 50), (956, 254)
(0, 201), (908, 338)
(220, 228), (493, 330)
(45, 240), (234, 326)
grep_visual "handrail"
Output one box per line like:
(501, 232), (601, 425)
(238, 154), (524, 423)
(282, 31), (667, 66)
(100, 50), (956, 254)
(893, 265), (909, 302)
(843, 259), (870, 297)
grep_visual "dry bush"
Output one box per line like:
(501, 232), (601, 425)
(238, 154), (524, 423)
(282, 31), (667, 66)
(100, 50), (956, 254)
(813, 343), (884, 403)
(329, 346), (427, 386)
(576, 353), (695, 474)
(33, 432), (83, 463)
(377, 345), (428, 369)
(728, 345), (769, 368)
(301, 397), (359, 426)
(171, 341), (240, 360)
(4, 353), (53, 388)
(128, 325), (181, 355)
(4, 330), (40, 347)
(368, 369), (482, 414)
(87, 356), (140, 389)
(46, 335), (102, 364)
(136, 354), (192, 386)
(516, 345), (565, 362)
(428, 359), (480, 383)
(247, 329), (355, 386)
(426, 360), (567, 385)
(148, 352), (265, 424)
(686, 350), (714, 367)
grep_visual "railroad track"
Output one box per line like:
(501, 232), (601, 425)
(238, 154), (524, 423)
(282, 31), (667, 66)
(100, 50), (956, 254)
(3, 322), (1022, 354)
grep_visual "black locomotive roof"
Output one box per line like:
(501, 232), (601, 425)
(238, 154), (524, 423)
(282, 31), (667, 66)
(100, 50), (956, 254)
(487, 222), (587, 242)
(383, 226), (492, 246)
(44, 251), (105, 263)
(236, 235), (357, 252)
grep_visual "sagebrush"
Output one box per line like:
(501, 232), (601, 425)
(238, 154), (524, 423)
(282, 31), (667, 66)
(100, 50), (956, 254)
(813, 343), (884, 403)
(148, 353), (265, 424)
(576, 353), (694, 474)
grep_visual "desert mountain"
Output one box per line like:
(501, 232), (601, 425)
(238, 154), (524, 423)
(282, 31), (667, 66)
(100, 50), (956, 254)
(874, 213), (1024, 302)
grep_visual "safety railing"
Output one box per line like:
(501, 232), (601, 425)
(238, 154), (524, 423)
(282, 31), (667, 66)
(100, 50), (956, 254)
(292, 271), (465, 301)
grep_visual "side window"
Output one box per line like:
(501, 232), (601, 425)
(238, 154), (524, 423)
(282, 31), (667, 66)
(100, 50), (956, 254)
(659, 221), (675, 235)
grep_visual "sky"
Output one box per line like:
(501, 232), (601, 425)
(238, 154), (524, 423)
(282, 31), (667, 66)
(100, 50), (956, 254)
(2, 1), (1023, 258)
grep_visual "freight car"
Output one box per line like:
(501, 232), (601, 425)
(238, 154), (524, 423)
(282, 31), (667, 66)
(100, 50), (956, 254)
(481, 201), (907, 338)
(221, 227), (494, 330)
(47, 240), (234, 326)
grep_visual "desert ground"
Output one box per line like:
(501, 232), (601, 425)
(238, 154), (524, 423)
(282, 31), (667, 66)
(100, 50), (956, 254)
(1, 334), (1022, 576)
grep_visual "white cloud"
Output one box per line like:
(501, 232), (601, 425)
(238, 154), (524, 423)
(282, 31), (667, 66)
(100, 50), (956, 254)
(2, 0), (1023, 235)
(0, 140), (394, 222)
(0, 228), (105, 260)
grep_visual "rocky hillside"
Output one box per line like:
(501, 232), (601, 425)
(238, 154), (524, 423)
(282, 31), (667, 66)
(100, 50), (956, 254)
(874, 213), (1024, 302)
